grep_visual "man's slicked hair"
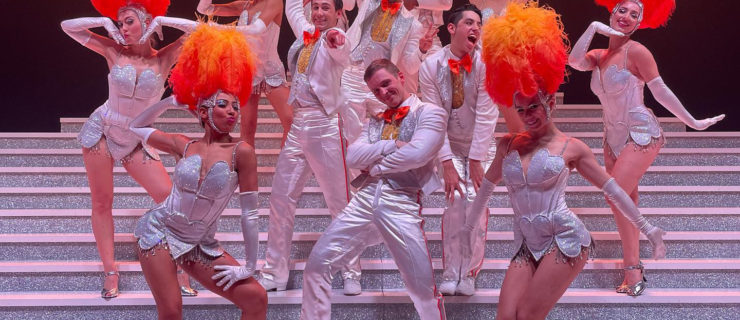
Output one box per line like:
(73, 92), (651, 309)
(363, 59), (400, 82)
(311, 0), (343, 11)
(446, 4), (482, 26)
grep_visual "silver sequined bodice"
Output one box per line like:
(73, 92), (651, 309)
(591, 64), (661, 156)
(164, 154), (239, 243)
(106, 64), (165, 121)
(77, 64), (165, 160)
(502, 148), (591, 261)
(135, 152), (239, 258)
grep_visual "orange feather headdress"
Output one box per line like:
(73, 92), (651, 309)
(595, 0), (675, 29)
(91, 0), (170, 20)
(481, 1), (569, 107)
(169, 23), (256, 111)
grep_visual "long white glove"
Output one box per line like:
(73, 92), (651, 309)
(464, 177), (495, 232)
(602, 178), (667, 259)
(197, 0), (215, 15)
(212, 191), (259, 290)
(61, 17), (125, 46)
(463, 177), (495, 260)
(568, 21), (624, 71)
(647, 77), (725, 130)
(129, 96), (183, 143)
(140, 16), (198, 44)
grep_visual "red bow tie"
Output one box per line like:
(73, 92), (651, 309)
(381, 106), (410, 123)
(448, 54), (472, 74)
(303, 28), (320, 46)
(381, 0), (402, 15)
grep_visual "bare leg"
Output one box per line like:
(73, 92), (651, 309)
(138, 246), (183, 320)
(138, 246), (182, 319)
(513, 250), (589, 320)
(240, 93), (261, 147)
(265, 85), (293, 147)
(122, 148), (194, 291)
(496, 258), (535, 320)
(604, 143), (661, 287)
(82, 138), (117, 291)
(180, 253), (268, 320)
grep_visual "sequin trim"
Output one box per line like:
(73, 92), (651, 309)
(510, 240), (594, 268)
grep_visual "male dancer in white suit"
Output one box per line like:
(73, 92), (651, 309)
(257, 0), (362, 295)
(301, 59), (448, 320)
(419, 4), (499, 296)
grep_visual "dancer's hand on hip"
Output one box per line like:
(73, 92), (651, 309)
(212, 265), (255, 291)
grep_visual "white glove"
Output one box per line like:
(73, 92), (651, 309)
(464, 177), (495, 233)
(239, 191), (260, 274)
(212, 264), (255, 291)
(602, 178), (666, 259)
(140, 16), (198, 44)
(210, 191), (259, 291)
(569, 21), (624, 71)
(61, 17), (125, 46)
(129, 96), (185, 142)
(647, 77), (725, 130)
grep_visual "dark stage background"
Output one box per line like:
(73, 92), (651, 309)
(1, 1), (738, 132)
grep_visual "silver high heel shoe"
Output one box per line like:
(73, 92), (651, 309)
(621, 261), (647, 296)
(177, 269), (198, 297)
(101, 270), (120, 299)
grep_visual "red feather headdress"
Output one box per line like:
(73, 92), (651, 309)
(481, 1), (569, 107)
(169, 24), (256, 111)
(595, 0), (675, 29)
(90, 0), (170, 20)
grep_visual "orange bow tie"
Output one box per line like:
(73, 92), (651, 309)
(381, 0), (402, 15)
(448, 54), (472, 74)
(303, 29), (320, 46)
(381, 106), (410, 123)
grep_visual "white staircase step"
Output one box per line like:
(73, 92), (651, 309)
(2, 288), (738, 307)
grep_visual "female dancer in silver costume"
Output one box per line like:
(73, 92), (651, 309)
(60, 0), (197, 298)
(568, 0), (724, 295)
(197, 0), (293, 147)
(469, 3), (666, 318)
(129, 24), (267, 319)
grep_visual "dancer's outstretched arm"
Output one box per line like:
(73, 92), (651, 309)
(569, 137), (667, 259)
(213, 143), (260, 290)
(464, 134), (508, 231)
(626, 43), (726, 130)
(129, 96), (192, 157)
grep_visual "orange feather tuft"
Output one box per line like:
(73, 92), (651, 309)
(481, 1), (569, 107)
(169, 24), (256, 110)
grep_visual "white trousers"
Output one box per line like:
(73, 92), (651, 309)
(261, 107), (361, 285)
(440, 150), (495, 282)
(301, 180), (446, 320)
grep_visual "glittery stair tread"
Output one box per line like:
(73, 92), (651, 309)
(3, 231), (739, 243)
(2, 288), (739, 307)
(2, 258), (739, 273)
(2, 207), (739, 218)
(6, 165), (738, 174)
(1, 185), (738, 195)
